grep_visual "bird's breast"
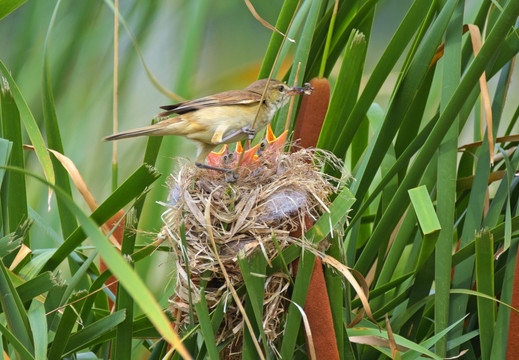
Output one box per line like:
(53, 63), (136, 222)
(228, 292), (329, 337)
(183, 104), (274, 144)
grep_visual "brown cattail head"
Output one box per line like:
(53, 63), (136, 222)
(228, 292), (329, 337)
(291, 77), (340, 360)
(292, 77), (330, 151)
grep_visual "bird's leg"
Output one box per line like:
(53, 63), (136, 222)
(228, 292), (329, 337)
(217, 127), (256, 144)
(195, 163), (238, 182)
(195, 162), (233, 173)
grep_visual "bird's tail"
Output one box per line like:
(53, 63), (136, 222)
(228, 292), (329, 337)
(104, 117), (181, 141)
(103, 126), (159, 141)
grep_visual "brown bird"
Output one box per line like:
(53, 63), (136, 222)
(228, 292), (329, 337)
(104, 79), (311, 163)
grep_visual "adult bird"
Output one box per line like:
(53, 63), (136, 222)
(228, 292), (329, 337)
(104, 79), (311, 163)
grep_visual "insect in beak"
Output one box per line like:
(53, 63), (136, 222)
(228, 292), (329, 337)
(286, 82), (314, 96)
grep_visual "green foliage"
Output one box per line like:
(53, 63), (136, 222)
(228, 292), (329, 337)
(0, 0), (518, 359)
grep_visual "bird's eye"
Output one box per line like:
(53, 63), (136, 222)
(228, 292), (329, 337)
(277, 85), (285, 92)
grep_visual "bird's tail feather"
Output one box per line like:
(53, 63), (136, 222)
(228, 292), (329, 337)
(103, 126), (159, 141)
(104, 117), (183, 141)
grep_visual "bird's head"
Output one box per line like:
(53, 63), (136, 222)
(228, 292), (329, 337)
(246, 79), (312, 110)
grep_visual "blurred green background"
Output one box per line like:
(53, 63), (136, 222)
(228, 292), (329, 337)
(1, 0), (519, 358)
(2, 0), (518, 296)
(0, 0), (433, 294)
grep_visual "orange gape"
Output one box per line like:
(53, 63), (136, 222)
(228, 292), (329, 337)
(206, 124), (288, 168)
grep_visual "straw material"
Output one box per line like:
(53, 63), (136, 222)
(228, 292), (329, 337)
(158, 147), (344, 348)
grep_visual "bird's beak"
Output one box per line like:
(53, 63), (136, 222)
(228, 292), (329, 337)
(207, 145), (228, 167)
(286, 82), (314, 96)
(236, 142), (260, 166)
(266, 124), (288, 151)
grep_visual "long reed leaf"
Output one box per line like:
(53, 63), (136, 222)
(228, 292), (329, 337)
(0, 74), (27, 234)
(0, 60), (55, 208)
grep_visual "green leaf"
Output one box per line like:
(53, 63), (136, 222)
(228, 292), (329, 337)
(39, 164), (160, 273)
(403, 315), (468, 359)
(491, 237), (519, 358)
(17, 167), (185, 356)
(280, 252), (315, 359)
(330, 0), (433, 158)
(79, 270), (113, 325)
(305, 186), (356, 244)
(194, 291), (219, 360)
(0, 138), (12, 188)
(0, 78), (28, 234)
(475, 228), (495, 359)
(0, 321), (34, 360)
(16, 271), (58, 304)
(44, 279), (67, 333)
(63, 310), (126, 355)
(237, 251), (269, 357)
(317, 29), (367, 155)
(0, 60), (55, 200)
(0, 230), (22, 258)
(48, 290), (87, 360)
(42, 0), (78, 239)
(408, 185), (441, 271)
(0, 0), (28, 20)
(28, 300), (48, 360)
(0, 260), (34, 354)
(346, 326), (442, 359)
(259, 0), (300, 79)
(434, 3), (463, 354)
(408, 185), (441, 235)
(355, 0), (519, 276)
(274, 0), (325, 133)
(113, 218), (137, 360)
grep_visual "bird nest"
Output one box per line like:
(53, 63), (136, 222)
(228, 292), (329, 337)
(158, 146), (345, 350)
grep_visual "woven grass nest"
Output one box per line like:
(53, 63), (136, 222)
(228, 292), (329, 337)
(158, 145), (345, 350)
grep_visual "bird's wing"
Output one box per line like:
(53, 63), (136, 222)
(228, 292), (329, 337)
(158, 90), (262, 117)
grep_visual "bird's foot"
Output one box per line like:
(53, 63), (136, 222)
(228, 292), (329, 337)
(242, 127), (256, 141)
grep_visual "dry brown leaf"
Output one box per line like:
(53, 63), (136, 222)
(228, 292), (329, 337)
(289, 299), (316, 360)
(24, 145), (97, 209)
(244, 0), (294, 42)
(23, 145), (121, 250)
(456, 170), (519, 192)
(466, 24), (494, 165)
(445, 349), (469, 359)
(9, 244), (32, 271)
(349, 334), (409, 352)
(347, 308), (365, 328)
(458, 134), (519, 149)
(385, 314), (401, 359)
(321, 254), (377, 325)
(430, 24), (494, 164)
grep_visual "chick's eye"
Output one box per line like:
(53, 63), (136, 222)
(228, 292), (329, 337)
(277, 85), (285, 92)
